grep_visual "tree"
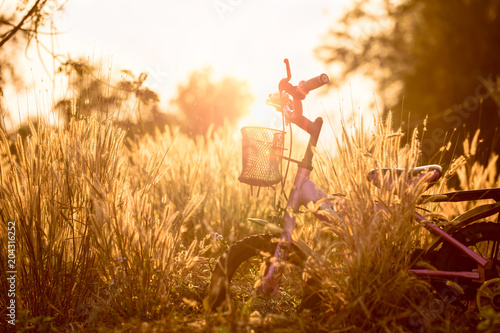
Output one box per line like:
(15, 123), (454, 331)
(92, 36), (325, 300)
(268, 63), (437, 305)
(1, 0), (67, 129)
(55, 59), (166, 134)
(0, 0), (60, 48)
(171, 67), (253, 137)
(317, 0), (500, 164)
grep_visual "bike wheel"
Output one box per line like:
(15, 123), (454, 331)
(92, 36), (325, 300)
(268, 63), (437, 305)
(208, 233), (321, 314)
(435, 222), (500, 306)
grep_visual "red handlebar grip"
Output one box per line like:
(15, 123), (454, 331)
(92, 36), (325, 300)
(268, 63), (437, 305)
(300, 74), (329, 93)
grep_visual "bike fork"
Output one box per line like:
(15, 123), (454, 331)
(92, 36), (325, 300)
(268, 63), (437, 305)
(261, 217), (293, 294)
(261, 170), (308, 295)
(261, 167), (333, 294)
(261, 240), (290, 294)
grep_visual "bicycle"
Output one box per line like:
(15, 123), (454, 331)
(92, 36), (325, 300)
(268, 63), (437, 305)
(207, 59), (500, 318)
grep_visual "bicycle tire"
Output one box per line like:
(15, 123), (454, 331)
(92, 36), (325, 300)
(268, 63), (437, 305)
(434, 222), (500, 303)
(208, 233), (321, 314)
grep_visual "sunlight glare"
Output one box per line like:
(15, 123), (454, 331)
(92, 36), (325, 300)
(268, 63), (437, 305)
(238, 102), (283, 128)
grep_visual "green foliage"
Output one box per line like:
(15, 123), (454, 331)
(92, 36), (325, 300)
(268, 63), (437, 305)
(171, 67), (253, 137)
(16, 310), (58, 332)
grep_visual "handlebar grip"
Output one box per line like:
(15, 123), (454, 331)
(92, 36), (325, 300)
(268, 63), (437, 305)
(300, 74), (329, 93)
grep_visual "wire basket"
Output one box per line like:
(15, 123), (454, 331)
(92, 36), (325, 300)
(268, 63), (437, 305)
(238, 126), (285, 187)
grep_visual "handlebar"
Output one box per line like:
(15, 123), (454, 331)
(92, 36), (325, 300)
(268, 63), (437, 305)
(299, 74), (329, 94)
(278, 59), (329, 100)
(268, 59), (329, 170)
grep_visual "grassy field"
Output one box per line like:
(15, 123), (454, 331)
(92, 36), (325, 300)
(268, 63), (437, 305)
(1, 108), (499, 332)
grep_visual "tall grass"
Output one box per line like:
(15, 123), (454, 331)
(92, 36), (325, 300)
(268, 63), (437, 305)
(127, 126), (279, 245)
(437, 129), (500, 218)
(0, 107), (282, 330)
(0, 103), (498, 331)
(292, 113), (438, 332)
(299, 114), (500, 332)
(0, 118), (206, 329)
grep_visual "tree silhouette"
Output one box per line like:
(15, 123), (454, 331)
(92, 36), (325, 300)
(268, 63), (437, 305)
(317, 0), (500, 164)
(0, 0), (62, 49)
(171, 68), (253, 137)
(1, 0), (67, 130)
(55, 59), (166, 136)
(55, 60), (122, 124)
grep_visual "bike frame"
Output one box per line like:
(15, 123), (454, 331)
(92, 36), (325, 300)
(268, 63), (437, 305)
(261, 63), (500, 293)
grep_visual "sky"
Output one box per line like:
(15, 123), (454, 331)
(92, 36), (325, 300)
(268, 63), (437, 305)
(4, 0), (378, 134)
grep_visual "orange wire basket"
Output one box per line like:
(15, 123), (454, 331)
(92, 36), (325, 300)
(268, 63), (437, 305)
(238, 126), (285, 187)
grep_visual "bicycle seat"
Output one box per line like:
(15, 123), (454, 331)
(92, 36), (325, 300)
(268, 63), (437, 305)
(367, 164), (442, 189)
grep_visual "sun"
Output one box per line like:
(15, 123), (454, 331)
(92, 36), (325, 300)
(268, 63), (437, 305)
(236, 100), (283, 129)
